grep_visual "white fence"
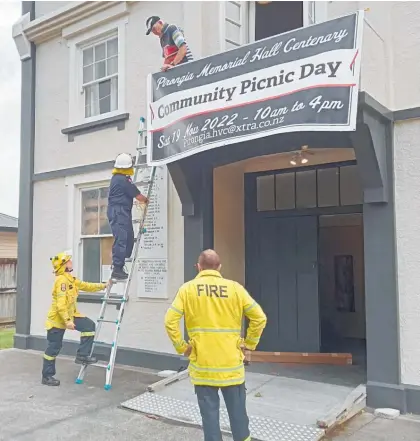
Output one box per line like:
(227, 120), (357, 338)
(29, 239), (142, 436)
(0, 260), (17, 324)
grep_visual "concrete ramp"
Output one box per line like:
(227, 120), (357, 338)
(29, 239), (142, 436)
(121, 372), (365, 441)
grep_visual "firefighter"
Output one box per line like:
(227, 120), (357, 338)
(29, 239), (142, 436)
(42, 251), (109, 386)
(145, 15), (193, 71)
(164, 249), (267, 441)
(107, 153), (148, 280)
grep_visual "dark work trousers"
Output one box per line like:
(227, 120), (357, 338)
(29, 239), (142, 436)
(195, 383), (251, 441)
(107, 205), (134, 269)
(42, 317), (96, 378)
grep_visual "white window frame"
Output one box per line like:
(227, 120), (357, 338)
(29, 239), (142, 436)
(220, 1), (250, 52)
(65, 171), (111, 290)
(78, 184), (113, 278)
(304, 1), (328, 26)
(67, 18), (127, 127)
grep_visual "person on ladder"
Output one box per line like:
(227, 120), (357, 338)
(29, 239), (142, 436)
(42, 251), (109, 386)
(107, 153), (149, 280)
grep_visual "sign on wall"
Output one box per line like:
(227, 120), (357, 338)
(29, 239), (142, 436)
(147, 12), (364, 166)
(132, 165), (168, 299)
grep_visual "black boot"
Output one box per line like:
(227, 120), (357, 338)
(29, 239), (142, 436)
(42, 376), (60, 386)
(111, 266), (128, 280)
(75, 355), (98, 365)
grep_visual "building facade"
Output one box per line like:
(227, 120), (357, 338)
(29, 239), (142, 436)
(12, 1), (420, 413)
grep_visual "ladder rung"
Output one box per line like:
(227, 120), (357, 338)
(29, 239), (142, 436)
(134, 180), (151, 186)
(125, 257), (133, 263)
(93, 340), (111, 346)
(91, 362), (109, 369)
(97, 319), (119, 324)
(111, 278), (128, 284)
(102, 297), (126, 304)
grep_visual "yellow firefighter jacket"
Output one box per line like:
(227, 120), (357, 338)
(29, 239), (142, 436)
(46, 272), (106, 330)
(164, 270), (267, 387)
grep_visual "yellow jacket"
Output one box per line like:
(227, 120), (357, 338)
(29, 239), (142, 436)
(164, 270), (267, 387)
(46, 272), (106, 330)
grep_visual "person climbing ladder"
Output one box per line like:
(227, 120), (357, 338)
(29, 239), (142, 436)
(107, 153), (149, 280)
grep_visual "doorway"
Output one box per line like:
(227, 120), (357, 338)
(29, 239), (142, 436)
(245, 161), (365, 357)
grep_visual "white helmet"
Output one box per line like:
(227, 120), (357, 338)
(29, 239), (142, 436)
(114, 153), (134, 169)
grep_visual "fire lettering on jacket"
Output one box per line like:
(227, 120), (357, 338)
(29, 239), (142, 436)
(197, 284), (228, 298)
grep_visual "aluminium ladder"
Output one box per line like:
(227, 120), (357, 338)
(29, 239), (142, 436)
(76, 117), (156, 390)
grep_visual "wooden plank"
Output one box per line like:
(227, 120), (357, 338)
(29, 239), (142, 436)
(247, 351), (352, 365)
(317, 384), (366, 429)
(147, 369), (189, 393)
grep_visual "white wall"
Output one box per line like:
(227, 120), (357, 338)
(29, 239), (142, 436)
(327, 2), (392, 109)
(391, 2), (420, 109)
(30, 171), (184, 354)
(33, 1), (220, 174)
(394, 119), (420, 386)
(35, 2), (74, 19)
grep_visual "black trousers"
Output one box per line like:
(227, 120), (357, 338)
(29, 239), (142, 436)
(195, 383), (251, 441)
(107, 205), (134, 268)
(42, 317), (96, 378)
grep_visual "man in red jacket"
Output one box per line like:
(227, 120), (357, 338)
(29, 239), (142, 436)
(146, 16), (193, 71)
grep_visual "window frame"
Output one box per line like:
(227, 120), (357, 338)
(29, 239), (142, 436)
(67, 18), (127, 127)
(220, 1), (250, 51)
(77, 182), (113, 285)
(80, 34), (119, 120)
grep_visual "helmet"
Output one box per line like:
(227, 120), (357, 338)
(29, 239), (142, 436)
(114, 153), (134, 169)
(50, 250), (72, 274)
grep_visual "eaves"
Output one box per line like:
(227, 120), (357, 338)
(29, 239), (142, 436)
(23, 1), (129, 44)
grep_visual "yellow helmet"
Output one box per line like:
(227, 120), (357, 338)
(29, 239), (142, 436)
(50, 250), (72, 274)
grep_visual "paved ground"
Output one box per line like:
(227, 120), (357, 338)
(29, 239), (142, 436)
(0, 349), (419, 441)
(326, 412), (420, 440)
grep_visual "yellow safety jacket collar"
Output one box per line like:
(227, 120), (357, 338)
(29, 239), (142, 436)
(195, 270), (222, 279)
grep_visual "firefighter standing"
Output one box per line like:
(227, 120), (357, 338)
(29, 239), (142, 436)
(107, 153), (148, 280)
(165, 249), (267, 441)
(42, 251), (108, 386)
(145, 15), (193, 71)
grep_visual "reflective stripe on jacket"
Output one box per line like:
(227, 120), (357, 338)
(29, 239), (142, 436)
(45, 273), (106, 330)
(164, 270), (267, 387)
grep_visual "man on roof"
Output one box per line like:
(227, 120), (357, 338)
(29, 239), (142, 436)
(146, 15), (194, 72)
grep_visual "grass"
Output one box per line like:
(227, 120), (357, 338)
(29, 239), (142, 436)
(0, 327), (15, 349)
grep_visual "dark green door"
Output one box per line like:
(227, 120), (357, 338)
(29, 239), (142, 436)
(248, 215), (320, 352)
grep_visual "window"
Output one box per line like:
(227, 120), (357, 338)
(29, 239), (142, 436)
(67, 18), (127, 126)
(222, 1), (249, 50)
(254, 164), (363, 212)
(82, 36), (118, 118)
(80, 187), (113, 284)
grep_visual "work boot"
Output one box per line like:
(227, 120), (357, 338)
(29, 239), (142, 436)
(42, 376), (60, 386)
(75, 355), (98, 365)
(111, 266), (128, 280)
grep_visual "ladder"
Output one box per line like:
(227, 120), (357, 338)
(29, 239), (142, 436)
(76, 117), (156, 390)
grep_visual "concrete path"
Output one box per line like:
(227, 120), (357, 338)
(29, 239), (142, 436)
(326, 412), (420, 440)
(0, 349), (419, 441)
(0, 349), (210, 441)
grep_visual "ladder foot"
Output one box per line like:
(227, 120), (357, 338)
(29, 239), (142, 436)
(75, 378), (84, 384)
(104, 384), (112, 391)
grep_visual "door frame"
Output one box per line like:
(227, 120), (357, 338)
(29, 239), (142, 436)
(244, 160), (363, 352)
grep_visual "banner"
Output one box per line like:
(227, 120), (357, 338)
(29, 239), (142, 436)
(147, 12), (364, 166)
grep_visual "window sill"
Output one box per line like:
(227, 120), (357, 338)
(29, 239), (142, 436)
(62, 112), (129, 142)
